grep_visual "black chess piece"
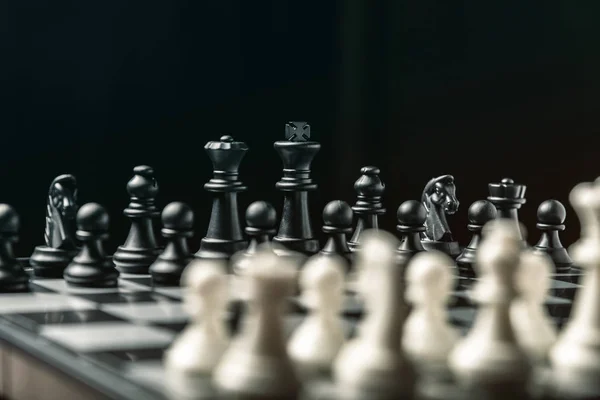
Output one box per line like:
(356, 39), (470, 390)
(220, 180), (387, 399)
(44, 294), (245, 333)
(348, 166), (386, 252)
(0, 204), (29, 292)
(195, 135), (248, 260)
(456, 200), (498, 278)
(420, 175), (461, 258)
(533, 199), (573, 273)
(30, 174), (79, 278)
(232, 201), (277, 276)
(319, 200), (353, 272)
(396, 200), (427, 259)
(113, 166), (161, 274)
(64, 203), (119, 288)
(149, 202), (195, 286)
(487, 177), (527, 244)
(273, 122), (321, 258)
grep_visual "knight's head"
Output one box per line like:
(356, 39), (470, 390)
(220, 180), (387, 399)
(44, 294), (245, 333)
(428, 175), (459, 215)
(49, 175), (78, 219)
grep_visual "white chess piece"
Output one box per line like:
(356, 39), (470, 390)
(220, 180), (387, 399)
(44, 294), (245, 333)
(511, 249), (557, 365)
(550, 181), (600, 397)
(402, 250), (459, 376)
(448, 219), (531, 396)
(164, 258), (229, 398)
(288, 254), (346, 378)
(333, 229), (415, 399)
(212, 249), (299, 399)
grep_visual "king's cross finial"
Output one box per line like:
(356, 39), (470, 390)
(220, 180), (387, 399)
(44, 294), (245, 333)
(285, 121), (311, 141)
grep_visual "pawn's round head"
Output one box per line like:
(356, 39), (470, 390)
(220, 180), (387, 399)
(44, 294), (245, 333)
(245, 201), (277, 229)
(0, 204), (19, 238)
(537, 199), (566, 225)
(323, 200), (353, 228)
(300, 254), (345, 308)
(161, 202), (194, 231)
(477, 220), (522, 281)
(405, 250), (455, 305)
(396, 200), (427, 227)
(182, 259), (228, 317)
(468, 200), (497, 226)
(76, 203), (109, 233)
(356, 230), (400, 296)
(515, 250), (552, 302)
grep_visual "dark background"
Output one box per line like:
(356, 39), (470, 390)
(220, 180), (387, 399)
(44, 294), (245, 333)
(5, 1), (600, 255)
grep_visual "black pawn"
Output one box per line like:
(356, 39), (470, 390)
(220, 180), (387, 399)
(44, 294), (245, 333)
(273, 122), (321, 257)
(232, 201), (277, 276)
(0, 205), (29, 292)
(488, 177), (527, 244)
(456, 200), (497, 278)
(64, 203), (119, 288)
(113, 166), (161, 274)
(149, 202), (194, 286)
(195, 135), (248, 260)
(533, 200), (573, 273)
(348, 166), (386, 252)
(320, 200), (353, 272)
(396, 200), (427, 259)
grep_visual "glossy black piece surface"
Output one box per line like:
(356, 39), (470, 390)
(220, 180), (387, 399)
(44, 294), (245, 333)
(232, 201), (277, 276)
(273, 122), (321, 258)
(319, 200), (353, 271)
(31, 174), (79, 278)
(113, 166), (161, 274)
(396, 200), (427, 259)
(149, 202), (194, 286)
(456, 200), (498, 277)
(487, 177), (527, 243)
(195, 135), (248, 260)
(0, 204), (29, 292)
(64, 203), (119, 288)
(348, 166), (386, 252)
(420, 175), (461, 258)
(533, 199), (574, 273)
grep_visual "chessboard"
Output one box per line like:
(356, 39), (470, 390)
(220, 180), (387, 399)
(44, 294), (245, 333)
(0, 257), (583, 400)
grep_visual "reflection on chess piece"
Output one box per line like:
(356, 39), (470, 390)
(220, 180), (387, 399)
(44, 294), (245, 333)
(64, 203), (119, 288)
(348, 166), (386, 252)
(113, 166), (161, 274)
(195, 135), (248, 260)
(420, 175), (461, 258)
(456, 200), (497, 278)
(0, 204), (29, 292)
(30, 174), (79, 278)
(149, 202), (194, 286)
(533, 200), (573, 273)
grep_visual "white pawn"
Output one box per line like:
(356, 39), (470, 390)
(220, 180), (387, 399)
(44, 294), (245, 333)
(448, 220), (531, 397)
(164, 259), (229, 398)
(288, 254), (346, 379)
(511, 249), (557, 365)
(333, 229), (415, 400)
(402, 250), (459, 376)
(550, 181), (600, 397)
(213, 249), (299, 399)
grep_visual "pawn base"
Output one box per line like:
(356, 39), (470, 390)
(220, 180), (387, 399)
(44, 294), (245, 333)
(456, 247), (477, 278)
(149, 258), (191, 286)
(421, 240), (462, 259)
(64, 261), (119, 288)
(113, 246), (160, 274)
(30, 246), (77, 278)
(533, 246), (573, 274)
(0, 267), (30, 293)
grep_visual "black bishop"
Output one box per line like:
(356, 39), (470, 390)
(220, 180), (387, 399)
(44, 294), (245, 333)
(533, 199), (573, 273)
(113, 166), (161, 274)
(456, 200), (497, 278)
(347, 166), (385, 252)
(0, 204), (29, 292)
(64, 203), (119, 288)
(195, 135), (248, 260)
(149, 202), (195, 286)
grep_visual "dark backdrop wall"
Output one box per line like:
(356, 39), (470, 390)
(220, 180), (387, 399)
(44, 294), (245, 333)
(5, 1), (600, 255)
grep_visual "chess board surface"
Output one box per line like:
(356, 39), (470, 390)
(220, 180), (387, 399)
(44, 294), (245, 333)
(0, 259), (583, 400)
